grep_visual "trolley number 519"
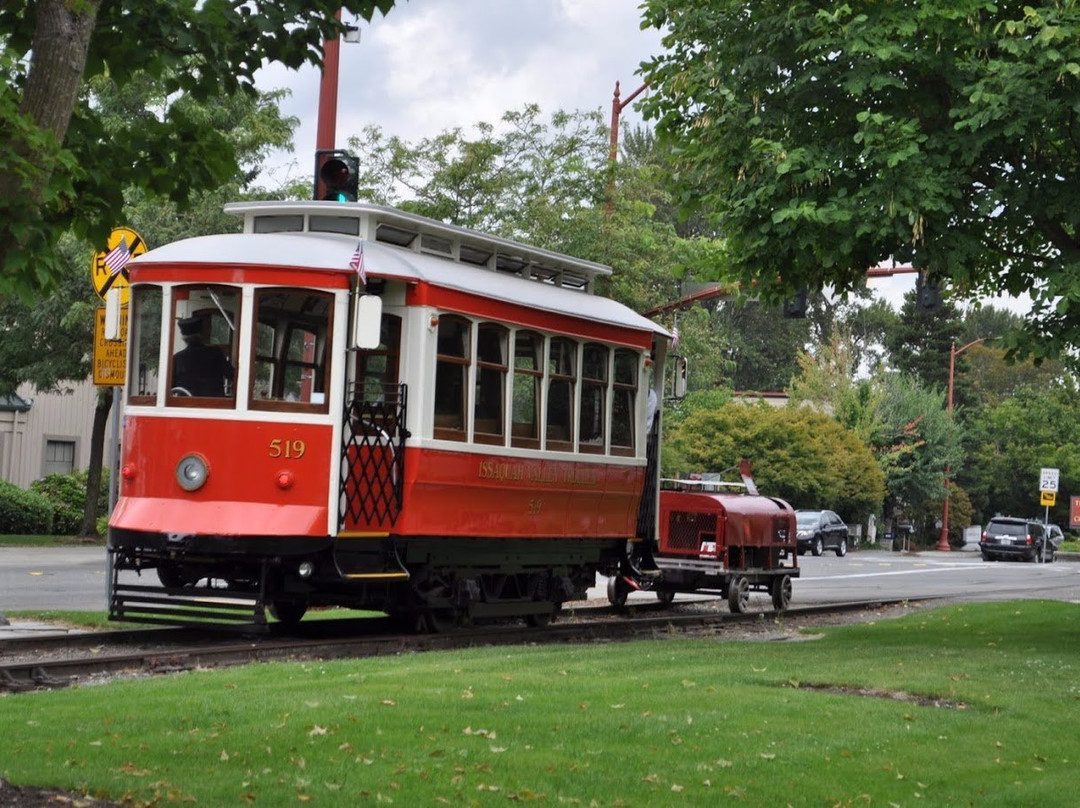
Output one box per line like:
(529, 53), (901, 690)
(269, 438), (306, 459)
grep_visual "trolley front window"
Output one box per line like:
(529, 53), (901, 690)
(127, 285), (162, 406)
(167, 285), (239, 407)
(250, 289), (333, 413)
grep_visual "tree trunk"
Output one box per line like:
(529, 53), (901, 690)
(80, 389), (113, 538)
(0, 0), (102, 268)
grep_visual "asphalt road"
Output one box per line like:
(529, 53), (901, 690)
(2, 546), (1079, 617)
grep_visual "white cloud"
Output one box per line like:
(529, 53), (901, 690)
(256, 0), (663, 184)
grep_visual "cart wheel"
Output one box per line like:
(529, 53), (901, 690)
(269, 600), (308, 626)
(728, 576), (749, 613)
(607, 576), (629, 608)
(770, 575), (792, 611)
(655, 590), (676, 606)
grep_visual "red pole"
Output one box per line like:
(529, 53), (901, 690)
(937, 337), (986, 551)
(937, 342), (957, 551)
(606, 80), (648, 213)
(316, 11), (342, 151)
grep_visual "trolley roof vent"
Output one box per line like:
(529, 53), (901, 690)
(226, 201), (612, 294)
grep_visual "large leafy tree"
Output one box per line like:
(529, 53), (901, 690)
(961, 382), (1080, 524)
(641, 0), (1080, 361)
(0, 84), (296, 534)
(0, 0), (393, 298)
(664, 401), (885, 523)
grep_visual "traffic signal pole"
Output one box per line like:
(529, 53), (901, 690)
(316, 11), (342, 151)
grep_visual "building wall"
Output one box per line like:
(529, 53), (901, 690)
(0, 380), (101, 488)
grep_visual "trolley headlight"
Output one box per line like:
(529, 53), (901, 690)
(298, 560), (315, 579)
(175, 454), (209, 492)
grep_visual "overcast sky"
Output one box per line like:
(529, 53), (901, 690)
(257, 0), (662, 185)
(254, 0), (1028, 315)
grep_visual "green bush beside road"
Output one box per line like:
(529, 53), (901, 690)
(2, 600), (1078, 805)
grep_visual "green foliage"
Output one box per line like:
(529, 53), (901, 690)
(665, 400), (885, 521)
(29, 472), (101, 536)
(961, 381), (1080, 523)
(0, 480), (54, 535)
(641, 0), (1080, 362)
(0, 0), (394, 297)
(873, 374), (962, 523)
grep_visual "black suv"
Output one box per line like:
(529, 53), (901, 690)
(980, 517), (1055, 563)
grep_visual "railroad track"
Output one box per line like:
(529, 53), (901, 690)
(0, 599), (925, 693)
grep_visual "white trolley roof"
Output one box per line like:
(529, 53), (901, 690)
(132, 201), (668, 338)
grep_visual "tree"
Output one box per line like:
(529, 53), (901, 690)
(0, 84), (297, 535)
(960, 382), (1080, 523)
(664, 401), (885, 523)
(0, 0), (394, 298)
(872, 374), (963, 539)
(640, 0), (1080, 362)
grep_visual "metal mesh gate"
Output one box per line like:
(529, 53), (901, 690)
(339, 383), (407, 529)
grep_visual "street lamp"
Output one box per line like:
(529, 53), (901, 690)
(937, 337), (986, 551)
(606, 80), (647, 213)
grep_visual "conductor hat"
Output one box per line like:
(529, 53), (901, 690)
(178, 316), (204, 337)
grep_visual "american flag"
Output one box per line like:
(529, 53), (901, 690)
(349, 239), (367, 285)
(104, 237), (131, 276)
(671, 323), (680, 351)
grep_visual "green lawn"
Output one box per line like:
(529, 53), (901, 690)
(3, 600), (1078, 806)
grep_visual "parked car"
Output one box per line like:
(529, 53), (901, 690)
(980, 516), (1054, 563)
(795, 509), (849, 557)
(1047, 524), (1066, 550)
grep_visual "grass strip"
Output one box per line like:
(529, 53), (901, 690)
(2, 600), (1078, 806)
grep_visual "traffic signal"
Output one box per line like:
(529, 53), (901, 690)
(314, 149), (359, 202)
(915, 272), (943, 312)
(782, 288), (808, 318)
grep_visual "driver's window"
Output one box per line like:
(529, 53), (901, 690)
(167, 285), (239, 407)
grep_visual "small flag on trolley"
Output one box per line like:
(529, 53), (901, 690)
(349, 239), (367, 285)
(104, 237), (131, 276)
(671, 322), (680, 351)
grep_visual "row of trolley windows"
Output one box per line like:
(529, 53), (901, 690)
(128, 285), (334, 412)
(129, 285), (640, 454)
(432, 315), (639, 455)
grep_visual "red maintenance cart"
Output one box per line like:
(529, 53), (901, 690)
(610, 476), (800, 613)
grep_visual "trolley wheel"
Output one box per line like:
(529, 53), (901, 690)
(423, 609), (460, 633)
(269, 600), (307, 626)
(607, 576), (629, 608)
(770, 575), (793, 611)
(156, 563), (193, 589)
(525, 602), (561, 628)
(727, 576), (749, 613)
(655, 589), (676, 606)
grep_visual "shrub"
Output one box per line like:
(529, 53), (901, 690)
(31, 473), (87, 535)
(0, 480), (54, 534)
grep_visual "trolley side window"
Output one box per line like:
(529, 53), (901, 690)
(127, 285), (162, 405)
(167, 285), (239, 407)
(250, 289), (333, 412)
(473, 322), (508, 445)
(511, 330), (543, 449)
(434, 315), (470, 440)
(579, 342), (608, 454)
(610, 348), (638, 456)
(546, 337), (576, 451)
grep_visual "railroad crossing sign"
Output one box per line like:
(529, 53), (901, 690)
(91, 227), (146, 306)
(1040, 467), (1060, 493)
